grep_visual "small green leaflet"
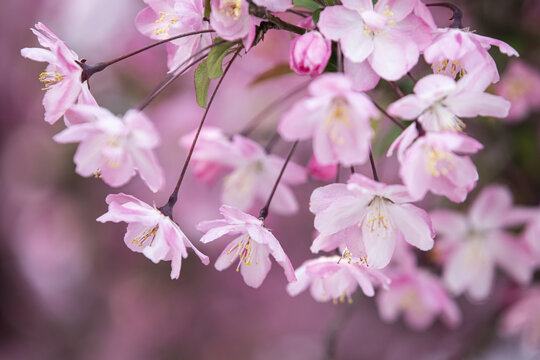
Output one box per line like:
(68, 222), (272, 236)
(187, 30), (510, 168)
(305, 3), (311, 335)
(194, 60), (210, 108)
(207, 39), (238, 79)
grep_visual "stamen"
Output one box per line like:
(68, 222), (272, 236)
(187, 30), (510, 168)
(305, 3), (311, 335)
(39, 70), (64, 90)
(324, 97), (350, 145)
(154, 11), (180, 37)
(427, 148), (455, 177)
(131, 225), (159, 247)
(220, 0), (242, 20)
(226, 236), (256, 271)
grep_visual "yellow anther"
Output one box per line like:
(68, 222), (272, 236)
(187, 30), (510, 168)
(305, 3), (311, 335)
(220, 0), (242, 20)
(39, 70), (64, 90)
(427, 148), (455, 177)
(324, 97), (351, 145)
(131, 225), (159, 247)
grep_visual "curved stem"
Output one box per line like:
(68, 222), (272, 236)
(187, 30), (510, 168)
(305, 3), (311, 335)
(159, 47), (242, 217)
(426, 2), (463, 28)
(137, 40), (229, 111)
(373, 102), (405, 130)
(258, 140), (299, 220)
(77, 30), (215, 81)
(369, 149), (379, 182)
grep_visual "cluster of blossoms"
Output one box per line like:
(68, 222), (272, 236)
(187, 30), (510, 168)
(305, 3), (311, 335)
(21, 0), (540, 355)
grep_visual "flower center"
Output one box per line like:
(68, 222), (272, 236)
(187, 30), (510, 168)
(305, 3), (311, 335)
(426, 148), (455, 177)
(432, 59), (467, 78)
(131, 225), (159, 247)
(324, 97), (350, 145)
(227, 236), (257, 271)
(154, 11), (180, 37)
(221, 0), (242, 20)
(39, 69), (64, 90)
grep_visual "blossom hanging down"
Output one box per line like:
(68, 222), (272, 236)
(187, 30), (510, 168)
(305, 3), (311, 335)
(197, 205), (296, 288)
(376, 253), (461, 331)
(287, 255), (390, 304)
(500, 287), (540, 357)
(387, 70), (511, 132)
(21, 22), (86, 124)
(318, 0), (433, 90)
(135, 0), (213, 72)
(424, 27), (519, 83)
(180, 130), (306, 215)
(53, 105), (164, 192)
(279, 73), (378, 166)
(97, 193), (209, 279)
(210, 0), (256, 49)
(387, 124), (483, 202)
(431, 185), (536, 301)
(310, 173), (435, 269)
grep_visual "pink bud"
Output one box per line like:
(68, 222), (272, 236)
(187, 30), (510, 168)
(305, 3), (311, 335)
(307, 155), (337, 181)
(289, 31), (331, 76)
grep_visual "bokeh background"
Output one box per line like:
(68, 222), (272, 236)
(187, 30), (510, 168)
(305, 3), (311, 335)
(1, 0), (540, 359)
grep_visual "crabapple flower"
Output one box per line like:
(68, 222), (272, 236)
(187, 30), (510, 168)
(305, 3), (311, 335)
(424, 27), (519, 83)
(97, 193), (209, 279)
(318, 0), (432, 88)
(252, 0), (292, 12)
(53, 105), (164, 192)
(307, 155), (337, 181)
(287, 255), (390, 303)
(289, 31), (331, 76)
(495, 60), (540, 122)
(377, 266), (461, 331)
(21, 22), (85, 124)
(135, 0), (213, 72)
(431, 185), (536, 301)
(500, 287), (540, 356)
(179, 126), (235, 184)
(279, 74), (378, 166)
(310, 173), (435, 268)
(210, 0), (256, 49)
(388, 124), (483, 202)
(181, 130), (306, 214)
(387, 71), (511, 131)
(197, 205), (296, 288)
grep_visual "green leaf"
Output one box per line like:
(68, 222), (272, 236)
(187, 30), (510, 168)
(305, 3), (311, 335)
(292, 0), (320, 11)
(207, 40), (237, 79)
(194, 60), (210, 108)
(312, 8), (323, 25)
(249, 63), (293, 86)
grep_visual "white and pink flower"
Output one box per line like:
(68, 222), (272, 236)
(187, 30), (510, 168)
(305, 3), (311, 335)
(318, 0), (432, 90)
(210, 0), (256, 49)
(53, 105), (164, 192)
(388, 71), (511, 131)
(97, 193), (209, 279)
(135, 0), (213, 72)
(279, 73), (378, 166)
(21, 22), (86, 124)
(431, 185), (536, 301)
(310, 173), (434, 268)
(388, 124), (483, 202)
(181, 130), (306, 214)
(377, 265), (461, 331)
(287, 255), (390, 303)
(197, 205), (296, 288)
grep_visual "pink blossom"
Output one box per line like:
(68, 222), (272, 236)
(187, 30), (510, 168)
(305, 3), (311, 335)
(289, 31), (331, 76)
(377, 266), (461, 331)
(135, 0), (213, 72)
(53, 105), (164, 192)
(197, 205), (296, 288)
(387, 124), (483, 202)
(431, 185), (536, 301)
(287, 255), (390, 303)
(495, 60), (540, 122)
(252, 0), (292, 12)
(279, 73), (377, 166)
(318, 0), (432, 89)
(424, 28), (519, 83)
(181, 130), (306, 214)
(210, 0), (256, 49)
(500, 287), (540, 356)
(307, 155), (337, 181)
(97, 193), (209, 279)
(310, 173), (435, 268)
(21, 22), (85, 124)
(387, 71), (511, 131)
(179, 127), (235, 184)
